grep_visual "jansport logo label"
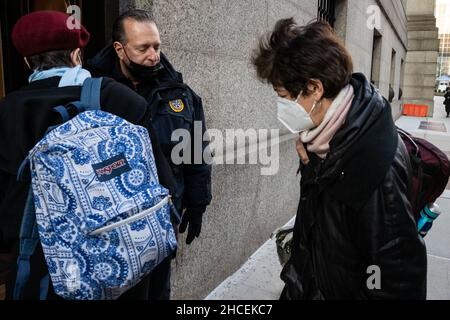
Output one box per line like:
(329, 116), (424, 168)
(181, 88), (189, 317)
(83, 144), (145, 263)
(92, 154), (131, 182)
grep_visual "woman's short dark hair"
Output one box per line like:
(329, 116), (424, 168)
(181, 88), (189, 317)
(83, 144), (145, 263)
(112, 9), (155, 44)
(28, 50), (73, 71)
(252, 18), (353, 99)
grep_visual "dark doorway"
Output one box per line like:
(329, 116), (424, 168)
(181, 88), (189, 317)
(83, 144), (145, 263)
(0, 0), (119, 94)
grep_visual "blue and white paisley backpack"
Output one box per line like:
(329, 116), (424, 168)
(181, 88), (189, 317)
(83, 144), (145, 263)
(14, 78), (178, 300)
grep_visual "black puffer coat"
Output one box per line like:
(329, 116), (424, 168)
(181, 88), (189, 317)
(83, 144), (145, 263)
(280, 73), (427, 300)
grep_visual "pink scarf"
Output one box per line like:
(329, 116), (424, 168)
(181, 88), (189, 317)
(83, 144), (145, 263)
(300, 85), (354, 159)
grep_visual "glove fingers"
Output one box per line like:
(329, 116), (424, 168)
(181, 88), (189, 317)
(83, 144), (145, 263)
(179, 215), (188, 234)
(186, 224), (202, 245)
(186, 224), (196, 245)
(196, 223), (202, 238)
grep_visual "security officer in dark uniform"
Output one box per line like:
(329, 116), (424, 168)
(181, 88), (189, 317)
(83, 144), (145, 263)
(87, 9), (212, 300)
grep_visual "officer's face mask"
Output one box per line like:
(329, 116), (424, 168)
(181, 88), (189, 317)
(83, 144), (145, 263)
(277, 91), (317, 134)
(123, 46), (163, 80)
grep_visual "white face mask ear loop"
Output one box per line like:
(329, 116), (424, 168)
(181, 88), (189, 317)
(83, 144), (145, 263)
(310, 99), (318, 116)
(24, 57), (31, 70)
(295, 90), (303, 103)
(77, 49), (84, 66)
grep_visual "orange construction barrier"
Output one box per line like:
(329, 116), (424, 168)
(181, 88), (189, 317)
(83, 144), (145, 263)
(403, 104), (428, 117)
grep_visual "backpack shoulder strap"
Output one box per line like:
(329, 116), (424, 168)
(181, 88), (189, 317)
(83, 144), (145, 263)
(51, 78), (103, 123)
(80, 77), (103, 111)
(13, 188), (40, 300)
(397, 126), (420, 157)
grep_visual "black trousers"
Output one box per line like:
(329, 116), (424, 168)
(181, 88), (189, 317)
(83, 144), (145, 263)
(119, 255), (172, 300)
(148, 255), (172, 300)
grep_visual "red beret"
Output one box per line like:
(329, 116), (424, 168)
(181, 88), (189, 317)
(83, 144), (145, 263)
(12, 11), (90, 57)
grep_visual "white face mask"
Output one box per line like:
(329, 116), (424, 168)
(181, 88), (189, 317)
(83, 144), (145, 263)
(277, 93), (317, 134)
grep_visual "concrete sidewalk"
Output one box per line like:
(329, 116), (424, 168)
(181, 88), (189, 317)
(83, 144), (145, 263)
(206, 97), (450, 300)
(205, 236), (285, 300)
(205, 219), (292, 300)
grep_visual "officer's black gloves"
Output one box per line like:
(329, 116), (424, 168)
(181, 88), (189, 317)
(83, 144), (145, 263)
(179, 206), (205, 245)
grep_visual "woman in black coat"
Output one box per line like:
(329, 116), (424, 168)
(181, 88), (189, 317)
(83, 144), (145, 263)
(252, 19), (427, 300)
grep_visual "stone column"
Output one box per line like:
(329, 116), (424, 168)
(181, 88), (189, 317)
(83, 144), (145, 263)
(404, 0), (439, 116)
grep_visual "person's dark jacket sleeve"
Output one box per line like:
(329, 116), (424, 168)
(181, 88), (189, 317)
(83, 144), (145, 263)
(183, 90), (212, 211)
(178, 90), (212, 244)
(100, 78), (177, 197)
(354, 142), (427, 300)
(146, 122), (177, 197)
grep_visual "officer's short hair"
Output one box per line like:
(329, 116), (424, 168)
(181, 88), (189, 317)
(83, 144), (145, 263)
(112, 9), (156, 44)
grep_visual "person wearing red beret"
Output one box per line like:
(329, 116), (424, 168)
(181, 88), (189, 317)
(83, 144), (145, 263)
(0, 11), (176, 300)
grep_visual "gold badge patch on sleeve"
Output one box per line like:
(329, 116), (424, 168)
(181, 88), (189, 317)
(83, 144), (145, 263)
(169, 99), (185, 113)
